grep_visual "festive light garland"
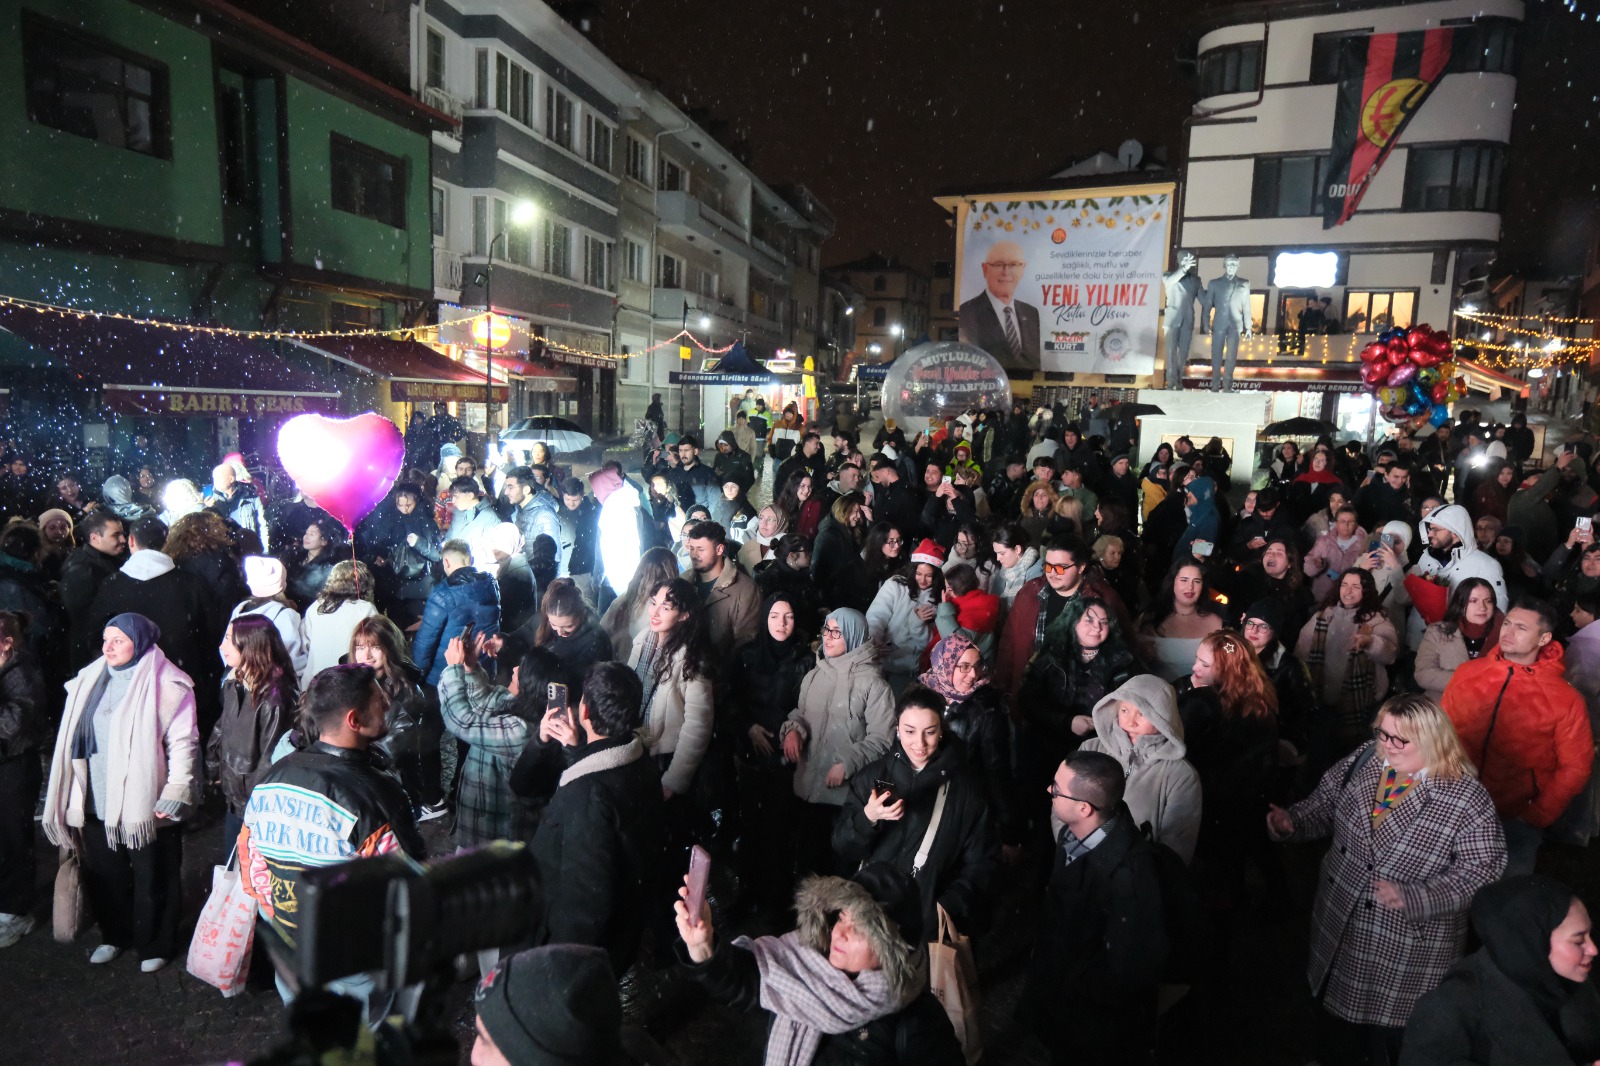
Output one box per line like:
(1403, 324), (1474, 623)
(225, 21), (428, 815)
(1456, 308), (1597, 327)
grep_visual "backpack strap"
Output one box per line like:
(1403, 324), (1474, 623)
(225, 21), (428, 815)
(1341, 742), (1377, 791)
(911, 783), (950, 877)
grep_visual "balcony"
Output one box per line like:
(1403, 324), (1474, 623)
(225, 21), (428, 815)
(433, 247), (464, 293)
(423, 86), (467, 123)
(656, 190), (792, 281)
(651, 286), (745, 326)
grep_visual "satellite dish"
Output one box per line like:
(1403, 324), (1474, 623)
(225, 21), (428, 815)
(1117, 139), (1144, 171)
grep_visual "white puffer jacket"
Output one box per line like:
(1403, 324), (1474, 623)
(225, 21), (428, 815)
(865, 577), (933, 674)
(1406, 505), (1508, 646)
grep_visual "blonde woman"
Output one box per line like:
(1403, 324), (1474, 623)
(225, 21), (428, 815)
(1267, 694), (1506, 1062)
(1018, 479), (1059, 543)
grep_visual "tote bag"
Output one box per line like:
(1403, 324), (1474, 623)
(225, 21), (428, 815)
(929, 903), (982, 1064)
(185, 851), (256, 997)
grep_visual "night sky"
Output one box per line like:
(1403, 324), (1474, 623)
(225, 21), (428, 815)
(598, 0), (1600, 277)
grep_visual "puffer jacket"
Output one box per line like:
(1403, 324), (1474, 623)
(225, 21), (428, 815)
(679, 874), (964, 1066)
(939, 685), (1018, 844)
(1080, 674), (1203, 863)
(412, 566), (501, 685)
(0, 651), (47, 760)
(207, 676), (293, 814)
(1407, 504), (1510, 646)
(239, 740), (425, 953)
(730, 633), (813, 768)
(628, 635), (714, 796)
(833, 738), (999, 936)
(1442, 641), (1595, 827)
(1173, 476), (1220, 563)
(782, 642), (895, 805)
(866, 577), (934, 676)
(1302, 524), (1370, 602)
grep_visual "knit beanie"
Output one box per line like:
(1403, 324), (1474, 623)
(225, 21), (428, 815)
(1242, 598), (1286, 639)
(244, 555), (287, 599)
(474, 945), (622, 1065)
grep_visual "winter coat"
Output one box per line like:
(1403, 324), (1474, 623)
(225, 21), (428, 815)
(866, 578), (934, 676)
(1303, 525), (1371, 602)
(357, 502), (439, 602)
(59, 546), (123, 668)
(1407, 505), (1509, 646)
(1022, 803), (1167, 1060)
(210, 484), (267, 541)
(1295, 604), (1400, 713)
(1441, 642), (1595, 828)
(89, 551), (222, 707)
(1401, 943), (1600, 1066)
(713, 444), (755, 493)
(412, 567), (501, 685)
(495, 553), (538, 633)
(1413, 623), (1482, 703)
(782, 643), (896, 805)
(301, 599), (379, 686)
(832, 739), (999, 936)
(1173, 476), (1221, 563)
(0, 651), (47, 760)
(1286, 743), (1506, 1028)
(435, 664), (535, 845)
(285, 551), (337, 609)
(938, 686), (1019, 844)
(753, 561), (830, 640)
(504, 492), (561, 562)
(240, 741), (425, 953)
(730, 633), (813, 768)
(1175, 679), (1279, 866)
(554, 496), (600, 577)
(1080, 674), (1202, 863)
(994, 574), (1131, 702)
(990, 547), (1042, 608)
(230, 599), (309, 680)
(448, 499), (503, 566)
(680, 875), (964, 1066)
(627, 636), (714, 796)
(810, 516), (867, 612)
(595, 478), (644, 594)
(530, 735), (665, 978)
(1017, 641), (1142, 785)
(700, 561), (763, 652)
(671, 460), (723, 513)
(207, 676), (292, 813)
(176, 549), (245, 639)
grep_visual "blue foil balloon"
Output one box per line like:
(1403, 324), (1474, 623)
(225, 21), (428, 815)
(1405, 397), (1426, 415)
(1429, 404), (1450, 427)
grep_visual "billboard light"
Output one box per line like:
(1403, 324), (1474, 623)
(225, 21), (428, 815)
(1273, 251), (1340, 289)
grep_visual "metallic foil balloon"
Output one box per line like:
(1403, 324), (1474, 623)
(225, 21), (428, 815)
(1362, 362), (1392, 386)
(1432, 381), (1450, 404)
(1417, 367), (1441, 386)
(1429, 404), (1450, 427)
(1388, 364), (1418, 387)
(1360, 342), (1388, 363)
(1387, 338), (1409, 359)
(276, 412), (406, 532)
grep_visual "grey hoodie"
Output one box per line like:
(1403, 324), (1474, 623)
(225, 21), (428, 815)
(1080, 674), (1202, 863)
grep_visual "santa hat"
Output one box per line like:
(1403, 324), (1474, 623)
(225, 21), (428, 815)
(910, 538), (946, 567)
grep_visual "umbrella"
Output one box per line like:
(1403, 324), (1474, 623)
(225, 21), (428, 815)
(501, 416), (594, 452)
(1103, 402), (1165, 421)
(1261, 417), (1338, 438)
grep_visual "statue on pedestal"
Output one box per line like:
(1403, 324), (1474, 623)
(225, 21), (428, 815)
(1199, 254), (1252, 392)
(1162, 250), (1200, 390)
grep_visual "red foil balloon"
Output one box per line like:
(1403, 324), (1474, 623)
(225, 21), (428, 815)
(1432, 382), (1449, 404)
(1360, 342), (1387, 363)
(1362, 362), (1391, 386)
(1387, 338), (1409, 358)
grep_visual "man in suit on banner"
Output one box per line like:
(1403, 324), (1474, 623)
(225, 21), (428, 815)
(960, 239), (1041, 370)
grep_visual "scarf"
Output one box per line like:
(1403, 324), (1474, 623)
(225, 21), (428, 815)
(919, 633), (987, 701)
(43, 645), (197, 850)
(634, 632), (662, 724)
(1306, 609), (1378, 749)
(741, 930), (921, 1066)
(1458, 611), (1504, 659)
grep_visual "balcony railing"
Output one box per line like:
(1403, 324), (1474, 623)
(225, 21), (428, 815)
(423, 86), (466, 122)
(433, 247), (464, 291)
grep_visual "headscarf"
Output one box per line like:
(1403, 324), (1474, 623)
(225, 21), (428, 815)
(589, 466), (623, 505)
(102, 475), (135, 507)
(760, 592), (802, 657)
(1472, 874), (1585, 1021)
(106, 613), (161, 661)
(919, 633), (986, 702)
(824, 608), (867, 655)
(486, 521), (525, 559)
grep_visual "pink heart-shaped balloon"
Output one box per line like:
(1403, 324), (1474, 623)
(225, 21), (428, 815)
(277, 412), (405, 531)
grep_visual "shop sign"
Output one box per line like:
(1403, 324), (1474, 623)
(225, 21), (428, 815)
(102, 387), (340, 417)
(390, 380), (509, 404)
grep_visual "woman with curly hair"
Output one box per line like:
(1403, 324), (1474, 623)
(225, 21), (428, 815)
(300, 559), (378, 685)
(348, 615), (429, 809)
(627, 577), (714, 801)
(1137, 559), (1227, 681)
(600, 546), (680, 659)
(858, 522), (906, 610)
(1018, 479), (1059, 543)
(774, 470), (824, 541)
(165, 510), (246, 634)
(1295, 568), (1399, 771)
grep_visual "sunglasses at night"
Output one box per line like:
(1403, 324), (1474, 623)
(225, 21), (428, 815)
(1043, 562), (1081, 576)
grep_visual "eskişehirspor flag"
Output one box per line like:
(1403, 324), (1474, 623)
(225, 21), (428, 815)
(1323, 28), (1455, 228)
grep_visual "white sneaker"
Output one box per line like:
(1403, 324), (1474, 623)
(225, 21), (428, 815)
(0, 914), (34, 948)
(416, 802), (450, 823)
(139, 957), (169, 973)
(89, 944), (122, 964)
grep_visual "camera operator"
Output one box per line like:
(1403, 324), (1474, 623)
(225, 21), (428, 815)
(471, 943), (667, 1066)
(238, 664), (425, 1018)
(514, 661), (664, 978)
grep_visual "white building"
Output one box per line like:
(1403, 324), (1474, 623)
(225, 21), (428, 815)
(1174, 0), (1526, 436)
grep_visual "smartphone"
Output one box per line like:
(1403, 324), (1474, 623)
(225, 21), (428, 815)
(1579, 517), (1593, 534)
(1192, 539), (1213, 558)
(941, 475), (952, 485)
(1380, 532), (1396, 548)
(1368, 540), (1381, 553)
(547, 681), (572, 731)
(1566, 443), (1579, 455)
(685, 845), (712, 921)
(458, 621), (475, 643)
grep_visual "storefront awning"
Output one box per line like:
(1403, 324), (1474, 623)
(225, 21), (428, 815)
(483, 353), (578, 394)
(0, 305), (339, 417)
(1457, 359), (1530, 398)
(292, 336), (508, 404)
(1180, 362), (1366, 393)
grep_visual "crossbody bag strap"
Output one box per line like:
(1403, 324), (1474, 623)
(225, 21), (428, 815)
(912, 782), (950, 877)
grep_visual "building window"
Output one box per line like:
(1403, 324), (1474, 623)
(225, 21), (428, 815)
(218, 82), (254, 206)
(692, 267), (717, 299)
(1343, 290), (1417, 333)
(545, 87), (574, 149)
(873, 307), (886, 327)
(487, 54), (532, 126)
(23, 14), (170, 158)
(938, 292), (953, 311)
(583, 235), (612, 289)
(1403, 145), (1505, 212)
(1309, 31), (1366, 84)
(543, 219), (572, 277)
(431, 185), (446, 238)
(330, 134), (406, 228)
(1251, 154), (1330, 218)
(472, 195), (488, 255)
(658, 157), (685, 192)
(331, 302), (383, 331)
(625, 136), (650, 183)
(584, 114), (613, 171)
(474, 49), (490, 108)
(497, 200), (531, 265)
(657, 252), (683, 288)
(873, 275), (886, 292)
(623, 239), (646, 282)
(425, 28), (445, 90)
(1197, 40), (1263, 97)
(1450, 18), (1517, 75)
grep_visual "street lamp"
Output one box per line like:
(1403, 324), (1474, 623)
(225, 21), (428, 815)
(889, 323), (904, 358)
(482, 199), (537, 440)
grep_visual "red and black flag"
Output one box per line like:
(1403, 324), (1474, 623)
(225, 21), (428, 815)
(1322, 28), (1455, 228)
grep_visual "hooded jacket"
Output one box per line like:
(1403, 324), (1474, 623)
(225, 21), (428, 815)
(1442, 642), (1595, 828)
(100, 475), (153, 523)
(783, 642), (895, 805)
(592, 472), (643, 593)
(1173, 476), (1220, 563)
(1080, 675), (1203, 863)
(412, 565), (501, 685)
(1408, 504), (1509, 646)
(866, 577), (935, 675)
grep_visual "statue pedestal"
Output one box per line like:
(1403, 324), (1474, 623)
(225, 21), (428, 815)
(1135, 389), (1269, 489)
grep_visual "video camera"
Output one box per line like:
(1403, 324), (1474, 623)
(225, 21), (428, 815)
(249, 841), (541, 1066)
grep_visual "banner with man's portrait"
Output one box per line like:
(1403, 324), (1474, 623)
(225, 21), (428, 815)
(953, 183), (1175, 376)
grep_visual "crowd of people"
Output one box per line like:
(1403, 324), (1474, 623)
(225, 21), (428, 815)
(0, 398), (1598, 1066)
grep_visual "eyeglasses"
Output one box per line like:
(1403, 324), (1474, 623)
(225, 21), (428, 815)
(821, 625), (844, 638)
(1043, 562), (1081, 576)
(952, 662), (978, 674)
(985, 261), (1025, 272)
(1046, 783), (1098, 809)
(884, 536), (904, 546)
(1373, 726), (1412, 749)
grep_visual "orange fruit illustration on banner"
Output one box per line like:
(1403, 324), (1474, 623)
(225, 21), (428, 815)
(1051, 227), (1067, 243)
(1361, 78), (1428, 147)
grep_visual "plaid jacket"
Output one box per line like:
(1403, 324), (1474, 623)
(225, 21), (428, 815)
(437, 664), (537, 847)
(1288, 742), (1506, 1028)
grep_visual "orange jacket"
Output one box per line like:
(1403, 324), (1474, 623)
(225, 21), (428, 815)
(1441, 641), (1594, 827)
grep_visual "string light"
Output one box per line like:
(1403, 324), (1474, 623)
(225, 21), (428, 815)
(1456, 308), (1597, 327)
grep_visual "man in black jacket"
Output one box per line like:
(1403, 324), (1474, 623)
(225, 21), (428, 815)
(868, 453), (922, 541)
(524, 662), (663, 977)
(672, 434), (722, 512)
(1025, 749), (1167, 1064)
(58, 509), (127, 669)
